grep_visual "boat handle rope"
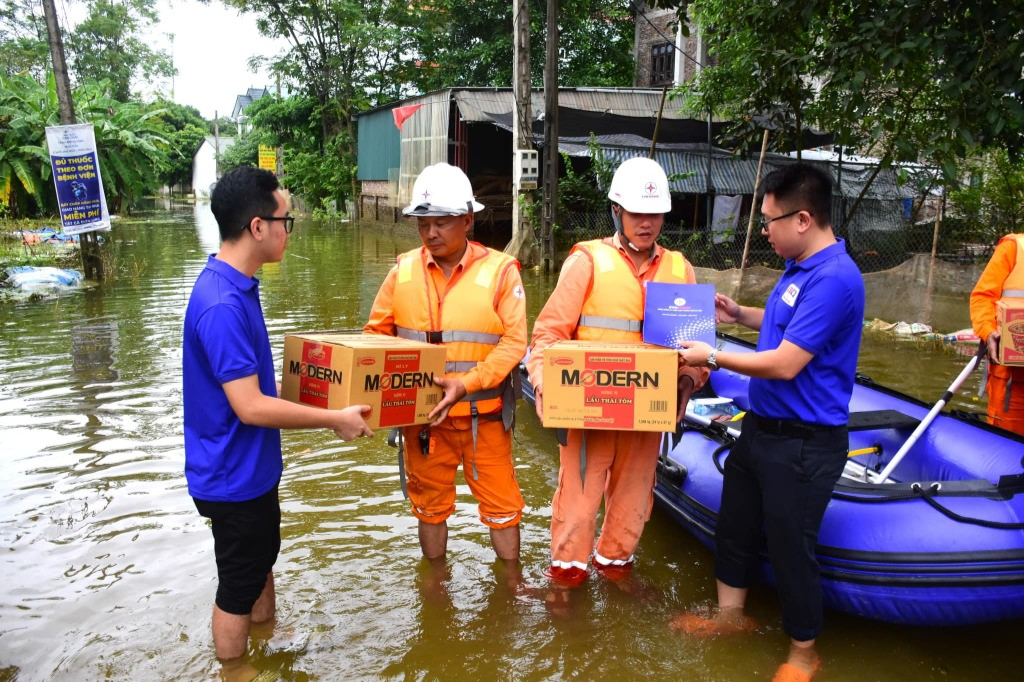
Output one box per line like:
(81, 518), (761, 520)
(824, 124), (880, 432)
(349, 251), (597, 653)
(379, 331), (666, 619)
(711, 442), (732, 475)
(909, 482), (1024, 530)
(832, 484), (1024, 529)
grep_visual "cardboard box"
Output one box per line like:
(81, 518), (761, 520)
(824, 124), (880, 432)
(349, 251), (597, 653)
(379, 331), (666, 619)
(281, 332), (446, 429)
(643, 282), (716, 349)
(997, 299), (1024, 366)
(541, 340), (678, 432)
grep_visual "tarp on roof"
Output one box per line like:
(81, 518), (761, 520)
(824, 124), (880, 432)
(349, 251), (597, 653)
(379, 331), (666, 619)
(452, 88), (696, 123)
(553, 135), (914, 201)
(483, 108), (833, 152)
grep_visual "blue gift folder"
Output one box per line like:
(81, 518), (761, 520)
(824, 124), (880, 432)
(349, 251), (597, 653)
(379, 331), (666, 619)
(642, 282), (716, 348)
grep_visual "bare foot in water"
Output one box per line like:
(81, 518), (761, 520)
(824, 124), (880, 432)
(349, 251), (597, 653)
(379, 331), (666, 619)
(669, 605), (757, 636)
(772, 643), (820, 681)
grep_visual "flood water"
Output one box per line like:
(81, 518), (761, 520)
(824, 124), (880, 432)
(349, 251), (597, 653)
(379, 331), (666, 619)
(0, 204), (1018, 682)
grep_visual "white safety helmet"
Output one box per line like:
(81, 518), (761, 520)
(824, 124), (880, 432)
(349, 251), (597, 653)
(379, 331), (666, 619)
(403, 163), (485, 217)
(607, 157), (672, 214)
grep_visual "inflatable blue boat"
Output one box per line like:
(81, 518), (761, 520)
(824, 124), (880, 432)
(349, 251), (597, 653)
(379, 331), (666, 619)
(522, 334), (1024, 626)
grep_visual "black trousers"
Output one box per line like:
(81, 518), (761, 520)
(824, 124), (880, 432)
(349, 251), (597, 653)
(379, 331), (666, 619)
(714, 412), (848, 642)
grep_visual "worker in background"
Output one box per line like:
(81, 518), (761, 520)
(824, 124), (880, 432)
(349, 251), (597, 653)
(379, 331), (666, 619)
(527, 157), (708, 605)
(364, 163), (528, 565)
(970, 233), (1024, 435)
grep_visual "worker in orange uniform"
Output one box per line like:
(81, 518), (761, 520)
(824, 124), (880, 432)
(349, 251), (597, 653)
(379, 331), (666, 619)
(970, 233), (1024, 436)
(364, 163), (528, 563)
(526, 157), (709, 590)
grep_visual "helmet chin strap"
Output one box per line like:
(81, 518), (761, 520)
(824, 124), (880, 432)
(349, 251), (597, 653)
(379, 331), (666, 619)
(611, 204), (646, 253)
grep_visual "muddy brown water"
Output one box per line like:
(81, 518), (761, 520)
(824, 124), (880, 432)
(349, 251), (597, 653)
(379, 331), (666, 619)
(0, 204), (1017, 681)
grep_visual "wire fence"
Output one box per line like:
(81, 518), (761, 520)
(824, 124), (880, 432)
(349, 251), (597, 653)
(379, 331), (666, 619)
(555, 197), (991, 274)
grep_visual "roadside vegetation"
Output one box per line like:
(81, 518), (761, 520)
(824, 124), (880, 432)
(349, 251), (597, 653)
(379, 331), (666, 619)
(655, 0), (1023, 244)
(2, 0), (1021, 254)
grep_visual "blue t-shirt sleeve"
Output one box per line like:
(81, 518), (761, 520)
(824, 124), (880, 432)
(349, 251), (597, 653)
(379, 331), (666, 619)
(195, 303), (260, 384)
(783, 274), (857, 356)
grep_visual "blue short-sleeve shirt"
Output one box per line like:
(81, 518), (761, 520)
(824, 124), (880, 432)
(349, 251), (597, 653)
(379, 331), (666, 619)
(183, 256), (282, 501)
(749, 239), (865, 425)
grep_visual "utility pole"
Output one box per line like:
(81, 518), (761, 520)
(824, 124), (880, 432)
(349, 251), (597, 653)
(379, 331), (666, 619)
(214, 110), (221, 180)
(42, 0), (104, 280)
(276, 78), (284, 180)
(169, 33), (175, 100)
(41, 0), (74, 126)
(542, 0), (559, 272)
(508, 0), (536, 266)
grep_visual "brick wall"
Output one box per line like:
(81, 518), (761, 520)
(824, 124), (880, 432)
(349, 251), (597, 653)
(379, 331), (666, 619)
(361, 180), (391, 197)
(634, 4), (704, 87)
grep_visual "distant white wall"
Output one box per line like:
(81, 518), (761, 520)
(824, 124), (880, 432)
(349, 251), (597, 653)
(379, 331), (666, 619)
(192, 140), (219, 199)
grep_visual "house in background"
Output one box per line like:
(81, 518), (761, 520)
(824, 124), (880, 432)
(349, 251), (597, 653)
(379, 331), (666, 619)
(231, 87), (269, 135)
(354, 86), (919, 269)
(633, 3), (707, 88)
(192, 136), (236, 199)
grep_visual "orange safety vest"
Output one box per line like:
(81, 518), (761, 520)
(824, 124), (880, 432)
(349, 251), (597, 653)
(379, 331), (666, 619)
(1000, 234), (1024, 299)
(392, 245), (517, 418)
(572, 239), (689, 342)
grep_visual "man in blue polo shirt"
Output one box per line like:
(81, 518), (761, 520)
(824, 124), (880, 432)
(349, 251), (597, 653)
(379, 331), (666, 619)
(184, 165), (373, 663)
(675, 164), (864, 682)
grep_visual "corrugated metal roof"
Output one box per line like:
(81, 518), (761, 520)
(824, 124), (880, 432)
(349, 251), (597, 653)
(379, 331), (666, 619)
(559, 141), (761, 196)
(563, 142), (911, 200)
(453, 88), (692, 122)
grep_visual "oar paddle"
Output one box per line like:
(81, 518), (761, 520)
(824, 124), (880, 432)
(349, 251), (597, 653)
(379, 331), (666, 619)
(874, 342), (987, 484)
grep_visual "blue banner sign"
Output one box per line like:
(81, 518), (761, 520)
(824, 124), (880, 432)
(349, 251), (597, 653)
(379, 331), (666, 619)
(45, 124), (111, 235)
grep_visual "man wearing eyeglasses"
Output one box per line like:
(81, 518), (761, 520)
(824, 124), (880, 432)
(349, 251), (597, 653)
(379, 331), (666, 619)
(183, 165), (373, 663)
(676, 164), (865, 682)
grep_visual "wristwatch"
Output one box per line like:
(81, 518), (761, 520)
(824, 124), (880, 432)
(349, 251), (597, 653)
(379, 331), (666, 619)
(706, 348), (719, 371)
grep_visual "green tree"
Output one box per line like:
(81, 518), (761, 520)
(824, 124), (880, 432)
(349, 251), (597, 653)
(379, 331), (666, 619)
(0, 0), (50, 80)
(218, 131), (262, 175)
(74, 83), (170, 213)
(947, 150), (1024, 246)
(148, 100), (207, 189)
(410, 0), (635, 91)
(66, 0), (175, 102)
(665, 0), (1024, 193)
(0, 72), (58, 217)
(229, 0), (409, 207)
(0, 74), (171, 217)
(206, 115), (236, 136)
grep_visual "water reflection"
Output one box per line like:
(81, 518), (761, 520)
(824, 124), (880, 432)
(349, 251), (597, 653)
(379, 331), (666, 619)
(0, 211), (1017, 681)
(194, 201), (222, 254)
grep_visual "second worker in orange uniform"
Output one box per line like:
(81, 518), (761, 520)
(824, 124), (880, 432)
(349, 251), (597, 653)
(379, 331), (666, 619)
(526, 157), (709, 591)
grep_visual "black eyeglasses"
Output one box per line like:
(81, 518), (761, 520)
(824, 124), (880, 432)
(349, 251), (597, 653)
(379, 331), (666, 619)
(759, 209), (810, 231)
(244, 215), (295, 233)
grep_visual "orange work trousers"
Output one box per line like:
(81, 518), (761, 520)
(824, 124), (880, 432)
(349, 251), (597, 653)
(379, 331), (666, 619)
(402, 415), (524, 529)
(987, 363), (1024, 436)
(549, 429), (662, 583)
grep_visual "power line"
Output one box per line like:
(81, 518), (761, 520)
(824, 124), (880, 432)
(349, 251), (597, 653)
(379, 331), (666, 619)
(627, 0), (704, 69)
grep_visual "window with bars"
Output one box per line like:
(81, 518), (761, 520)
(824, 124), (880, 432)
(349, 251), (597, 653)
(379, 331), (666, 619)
(650, 42), (675, 85)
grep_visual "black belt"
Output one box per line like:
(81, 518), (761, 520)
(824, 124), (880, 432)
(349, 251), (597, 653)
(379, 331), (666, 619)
(748, 412), (845, 439)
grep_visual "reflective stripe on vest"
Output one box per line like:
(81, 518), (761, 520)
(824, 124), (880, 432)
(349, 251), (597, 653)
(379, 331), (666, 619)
(577, 315), (643, 333)
(1001, 234), (1024, 299)
(573, 239), (688, 342)
(391, 245), (515, 419)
